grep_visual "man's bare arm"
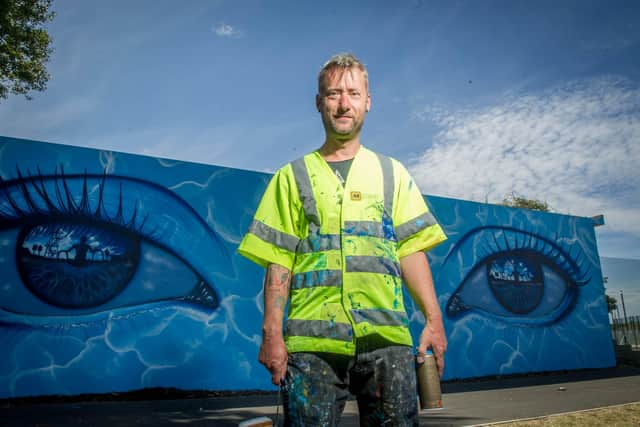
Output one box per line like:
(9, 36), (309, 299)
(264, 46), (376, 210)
(259, 263), (291, 385)
(400, 251), (448, 376)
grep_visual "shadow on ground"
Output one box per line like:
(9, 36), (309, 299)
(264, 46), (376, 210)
(2, 364), (639, 427)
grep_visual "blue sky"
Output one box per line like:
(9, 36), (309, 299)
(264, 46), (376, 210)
(1, 0), (639, 266)
(602, 257), (640, 318)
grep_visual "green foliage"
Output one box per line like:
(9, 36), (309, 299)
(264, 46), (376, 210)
(501, 192), (551, 212)
(606, 294), (617, 314)
(0, 0), (55, 100)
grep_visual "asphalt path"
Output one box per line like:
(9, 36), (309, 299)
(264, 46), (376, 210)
(2, 365), (640, 426)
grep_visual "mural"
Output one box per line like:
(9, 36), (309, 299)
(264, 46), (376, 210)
(422, 196), (614, 380)
(0, 136), (615, 398)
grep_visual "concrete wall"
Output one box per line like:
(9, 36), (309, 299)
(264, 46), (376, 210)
(0, 136), (615, 398)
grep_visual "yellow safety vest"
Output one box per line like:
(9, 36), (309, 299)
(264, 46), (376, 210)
(238, 146), (446, 355)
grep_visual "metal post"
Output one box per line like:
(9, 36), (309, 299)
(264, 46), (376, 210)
(620, 290), (630, 345)
(616, 304), (624, 344)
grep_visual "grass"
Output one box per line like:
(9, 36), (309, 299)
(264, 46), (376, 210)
(495, 402), (640, 426)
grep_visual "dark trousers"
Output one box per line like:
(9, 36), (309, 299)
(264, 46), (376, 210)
(282, 346), (418, 427)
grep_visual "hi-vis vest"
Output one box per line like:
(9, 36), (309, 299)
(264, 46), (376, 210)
(238, 146), (447, 355)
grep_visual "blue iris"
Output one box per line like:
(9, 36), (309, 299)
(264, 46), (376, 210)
(17, 222), (140, 308)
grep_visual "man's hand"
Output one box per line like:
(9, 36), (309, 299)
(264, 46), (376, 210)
(400, 251), (448, 377)
(260, 263), (291, 386)
(259, 332), (288, 385)
(417, 316), (447, 377)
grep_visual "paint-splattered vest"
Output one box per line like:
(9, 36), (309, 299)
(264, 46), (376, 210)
(238, 146), (447, 355)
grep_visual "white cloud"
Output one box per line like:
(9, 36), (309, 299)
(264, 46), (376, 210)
(73, 115), (317, 174)
(409, 77), (640, 239)
(213, 22), (243, 38)
(0, 94), (98, 138)
(87, 125), (234, 168)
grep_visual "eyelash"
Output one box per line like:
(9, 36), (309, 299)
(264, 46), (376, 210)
(0, 166), (151, 237)
(474, 226), (591, 286)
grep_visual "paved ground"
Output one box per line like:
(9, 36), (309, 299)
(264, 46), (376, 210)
(2, 365), (640, 426)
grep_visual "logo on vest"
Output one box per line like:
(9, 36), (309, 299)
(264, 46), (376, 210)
(350, 191), (362, 201)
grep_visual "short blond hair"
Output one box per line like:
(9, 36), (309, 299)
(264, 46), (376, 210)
(317, 52), (369, 94)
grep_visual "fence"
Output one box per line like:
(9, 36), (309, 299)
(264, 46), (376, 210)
(611, 314), (640, 348)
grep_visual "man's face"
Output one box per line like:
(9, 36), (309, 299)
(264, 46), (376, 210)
(316, 67), (371, 141)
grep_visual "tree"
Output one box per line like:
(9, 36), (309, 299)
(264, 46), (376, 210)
(606, 294), (618, 314)
(0, 0), (55, 100)
(501, 192), (551, 212)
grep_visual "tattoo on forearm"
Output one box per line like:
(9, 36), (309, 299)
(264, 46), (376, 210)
(274, 295), (287, 312)
(280, 271), (290, 284)
(265, 264), (291, 290)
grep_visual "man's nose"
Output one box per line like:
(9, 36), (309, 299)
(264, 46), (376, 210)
(337, 93), (351, 110)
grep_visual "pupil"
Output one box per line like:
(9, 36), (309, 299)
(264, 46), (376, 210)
(17, 222), (140, 308)
(488, 254), (544, 315)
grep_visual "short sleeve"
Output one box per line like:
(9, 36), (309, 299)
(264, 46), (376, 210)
(237, 165), (301, 269)
(392, 161), (447, 258)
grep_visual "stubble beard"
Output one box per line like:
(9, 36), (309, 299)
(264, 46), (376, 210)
(324, 115), (365, 141)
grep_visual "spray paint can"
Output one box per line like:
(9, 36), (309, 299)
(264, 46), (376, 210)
(415, 351), (443, 410)
(238, 417), (273, 427)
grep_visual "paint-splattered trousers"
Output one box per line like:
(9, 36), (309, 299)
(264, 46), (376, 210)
(281, 345), (418, 426)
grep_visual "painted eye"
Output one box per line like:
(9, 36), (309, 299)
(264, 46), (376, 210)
(443, 227), (590, 326)
(0, 169), (230, 324)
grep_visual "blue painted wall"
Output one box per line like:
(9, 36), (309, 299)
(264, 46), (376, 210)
(0, 136), (615, 398)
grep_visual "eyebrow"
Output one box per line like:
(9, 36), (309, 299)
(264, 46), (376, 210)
(325, 88), (361, 92)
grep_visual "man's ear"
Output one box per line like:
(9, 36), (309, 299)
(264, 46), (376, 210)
(316, 94), (321, 112)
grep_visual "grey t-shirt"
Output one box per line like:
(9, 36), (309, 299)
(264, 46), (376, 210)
(327, 158), (354, 185)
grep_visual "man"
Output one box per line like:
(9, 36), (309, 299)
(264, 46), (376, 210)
(238, 53), (447, 426)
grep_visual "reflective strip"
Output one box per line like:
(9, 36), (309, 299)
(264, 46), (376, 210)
(395, 211), (438, 242)
(343, 220), (397, 242)
(351, 308), (408, 327)
(346, 255), (401, 278)
(297, 233), (341, 253)
(376, 153), (395, 217)
(343, 221), (384, 238)
(248, 220), (299, 252)
(291, 269), (342, 289)
(286, 319), (353, 342)
(291, 157), (320, 226)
